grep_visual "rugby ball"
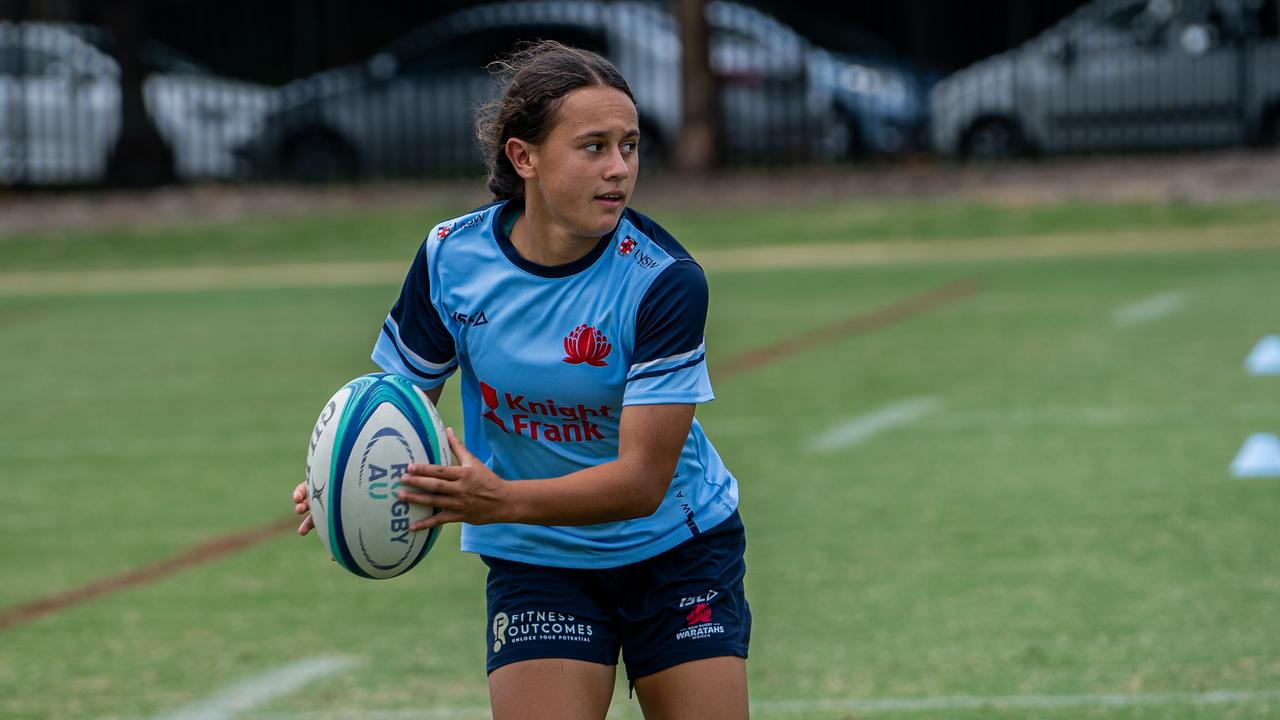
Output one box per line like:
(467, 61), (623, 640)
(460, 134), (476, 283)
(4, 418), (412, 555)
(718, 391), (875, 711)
(304, 373), (451, 579)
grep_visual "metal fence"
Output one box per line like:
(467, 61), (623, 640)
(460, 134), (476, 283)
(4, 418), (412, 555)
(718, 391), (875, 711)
(1, 0), (854, 186)
(1, 0), (1277, 187)
(930, 0), (1280, 158)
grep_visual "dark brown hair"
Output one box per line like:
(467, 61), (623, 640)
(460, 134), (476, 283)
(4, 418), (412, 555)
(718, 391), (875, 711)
(477, 40), (636, 201)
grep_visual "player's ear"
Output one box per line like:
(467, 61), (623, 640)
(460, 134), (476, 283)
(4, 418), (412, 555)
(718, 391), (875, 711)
(505, 138), (537, 181)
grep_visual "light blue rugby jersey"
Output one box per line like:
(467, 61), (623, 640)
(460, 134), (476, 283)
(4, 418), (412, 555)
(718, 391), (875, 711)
(371, 199), (739, 569)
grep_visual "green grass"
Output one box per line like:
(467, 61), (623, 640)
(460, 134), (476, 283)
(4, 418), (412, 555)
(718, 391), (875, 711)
(2, 197), (1279, 272)
(1, 199), (1279, 719)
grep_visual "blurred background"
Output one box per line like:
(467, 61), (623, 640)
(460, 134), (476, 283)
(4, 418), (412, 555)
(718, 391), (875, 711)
(1, 0), (1277, 187)
(3, 2), (1280, 719)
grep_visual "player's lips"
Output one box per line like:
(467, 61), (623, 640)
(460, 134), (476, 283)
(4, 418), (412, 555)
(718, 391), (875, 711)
(594, 192), (626, 208)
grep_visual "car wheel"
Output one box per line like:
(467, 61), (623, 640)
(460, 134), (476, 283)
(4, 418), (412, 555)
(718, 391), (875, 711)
(1261, 109), (1280, 147)
(638, 120), (666, 170)
(285, 130), (359, 183)
(962, 118), (1024, 160)
(812, 112), (860, 162)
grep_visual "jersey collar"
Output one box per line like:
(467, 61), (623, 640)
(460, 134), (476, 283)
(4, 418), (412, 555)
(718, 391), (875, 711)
(494, 198), (616, 279)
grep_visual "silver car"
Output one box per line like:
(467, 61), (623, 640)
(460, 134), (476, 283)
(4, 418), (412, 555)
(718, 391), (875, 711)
(931, 0), (1280, 158)
(0, 21), (273, 184)
(0, 22), (121, 184)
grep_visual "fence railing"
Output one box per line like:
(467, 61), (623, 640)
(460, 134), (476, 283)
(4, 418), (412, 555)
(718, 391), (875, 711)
(1, 0), (1277, 187)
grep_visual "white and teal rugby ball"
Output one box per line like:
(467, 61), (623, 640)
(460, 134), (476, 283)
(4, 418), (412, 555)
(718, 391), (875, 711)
(305, 373), (452, 579)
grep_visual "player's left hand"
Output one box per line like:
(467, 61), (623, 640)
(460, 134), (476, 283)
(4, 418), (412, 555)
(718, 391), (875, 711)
(398, 427), (511, 530)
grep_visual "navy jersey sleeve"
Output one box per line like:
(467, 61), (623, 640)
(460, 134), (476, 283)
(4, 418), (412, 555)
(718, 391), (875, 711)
(623, 259), (715, 405)
(371, 240), (458, 388)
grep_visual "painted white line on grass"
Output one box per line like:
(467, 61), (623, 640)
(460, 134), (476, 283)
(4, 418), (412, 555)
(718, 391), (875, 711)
(150, 656), (359, 720)
(0, 262), (408, 296)
(1112, 290), (1186, 327)
(808, 396), (942, 453)
(233, 688), (1280, 719)
(754, 688), (1280, 715)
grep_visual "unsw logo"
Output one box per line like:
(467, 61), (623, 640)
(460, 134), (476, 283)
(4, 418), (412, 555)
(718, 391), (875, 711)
(616, 235), (658, 270)
(563, 324), (611, 367)
(480, 381), (612, 443)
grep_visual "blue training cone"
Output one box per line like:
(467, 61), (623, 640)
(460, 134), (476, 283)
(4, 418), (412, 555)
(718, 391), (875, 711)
(1245, 335), (1280, 376)
(1231, 433), (1280, 479)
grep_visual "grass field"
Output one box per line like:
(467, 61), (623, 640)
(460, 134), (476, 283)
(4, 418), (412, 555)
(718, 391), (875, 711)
(1, 195), (1278, 719)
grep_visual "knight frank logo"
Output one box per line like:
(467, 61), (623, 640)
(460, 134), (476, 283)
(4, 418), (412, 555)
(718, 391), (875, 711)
(479, 380), (612, 443)
(618, 235), (636, 256)
(563, 324), (611, 367)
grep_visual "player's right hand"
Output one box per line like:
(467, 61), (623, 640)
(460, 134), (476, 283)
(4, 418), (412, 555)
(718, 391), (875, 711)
(292, 482), (315, 536)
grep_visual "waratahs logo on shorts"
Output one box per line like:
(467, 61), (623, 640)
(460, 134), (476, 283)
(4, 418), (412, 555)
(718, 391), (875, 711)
(563, 324), (611, 367)
(686, 603), (713, 626)
(675, 593), (726, 641)
(618, 235), (636, 257)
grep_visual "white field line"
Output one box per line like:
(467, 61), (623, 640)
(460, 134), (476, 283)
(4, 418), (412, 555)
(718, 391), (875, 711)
(1112, 290), (1186, 326)
(808, 397), (942, 453)
(0, 261), (408, 296)
(4, 223), (1280, 297)
(753, 688), (1280, 715)
(149, 656), (359, 720)
(227, 688), (1280, 720)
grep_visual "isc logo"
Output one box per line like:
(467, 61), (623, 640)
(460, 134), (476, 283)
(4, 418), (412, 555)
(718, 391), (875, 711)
(678, 590), (719, 608)
(450, 310), (489, 326)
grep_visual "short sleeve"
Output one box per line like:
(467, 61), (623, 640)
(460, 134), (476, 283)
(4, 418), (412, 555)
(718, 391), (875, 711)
(623, 259), (715, 406)
(371, 240), (458, 388)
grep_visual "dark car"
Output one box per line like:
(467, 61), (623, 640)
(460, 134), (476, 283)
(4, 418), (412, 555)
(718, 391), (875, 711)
(237, 1), (929, 181)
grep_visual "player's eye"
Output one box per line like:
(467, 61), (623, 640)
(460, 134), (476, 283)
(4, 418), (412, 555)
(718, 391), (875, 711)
(622, 141), (638, 154)
(584, 143), (603, 153)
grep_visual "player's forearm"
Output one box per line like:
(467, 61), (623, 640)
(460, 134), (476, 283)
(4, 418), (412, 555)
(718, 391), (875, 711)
(504, 459), (670, 526)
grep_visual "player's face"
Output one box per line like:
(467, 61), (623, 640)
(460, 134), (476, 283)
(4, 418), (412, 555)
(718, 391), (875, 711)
(531, 85), (639, 239)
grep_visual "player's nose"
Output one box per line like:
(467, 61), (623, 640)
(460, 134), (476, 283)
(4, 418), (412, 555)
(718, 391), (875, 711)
(603, 146), (630, 181)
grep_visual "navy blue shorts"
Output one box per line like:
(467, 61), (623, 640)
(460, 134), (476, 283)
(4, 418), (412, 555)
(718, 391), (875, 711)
(483, 511), (750, 683)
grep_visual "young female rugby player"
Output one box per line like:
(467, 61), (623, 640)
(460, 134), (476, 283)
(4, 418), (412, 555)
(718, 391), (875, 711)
(293, 41), (749, 719)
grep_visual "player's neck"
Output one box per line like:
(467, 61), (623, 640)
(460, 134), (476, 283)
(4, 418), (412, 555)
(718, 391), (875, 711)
(509, 198), (600, 268)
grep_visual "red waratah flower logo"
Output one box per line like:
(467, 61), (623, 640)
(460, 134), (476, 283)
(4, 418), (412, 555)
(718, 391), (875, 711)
(618, 236), (636, 256)
(686, 603), (712, 626)
(563, 324), (612, 367)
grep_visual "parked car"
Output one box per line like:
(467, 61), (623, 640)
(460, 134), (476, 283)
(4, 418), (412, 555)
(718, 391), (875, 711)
(236, 0), (929, 180)
(0, 21), (273, 184)
(236, 2), (681, 181)
(711, 1), (933, 158)
(0, 22), (121, 184)
(931, 0), (1280, 158)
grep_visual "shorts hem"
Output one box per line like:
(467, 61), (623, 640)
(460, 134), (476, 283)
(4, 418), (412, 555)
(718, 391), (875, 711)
(487, 650), (618, 676)
(624, 647), (748, 684)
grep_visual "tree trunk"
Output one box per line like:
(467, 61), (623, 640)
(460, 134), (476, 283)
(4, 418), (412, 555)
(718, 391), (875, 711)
(675, 0), (718, 174)
(103, 0), (174, 187)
